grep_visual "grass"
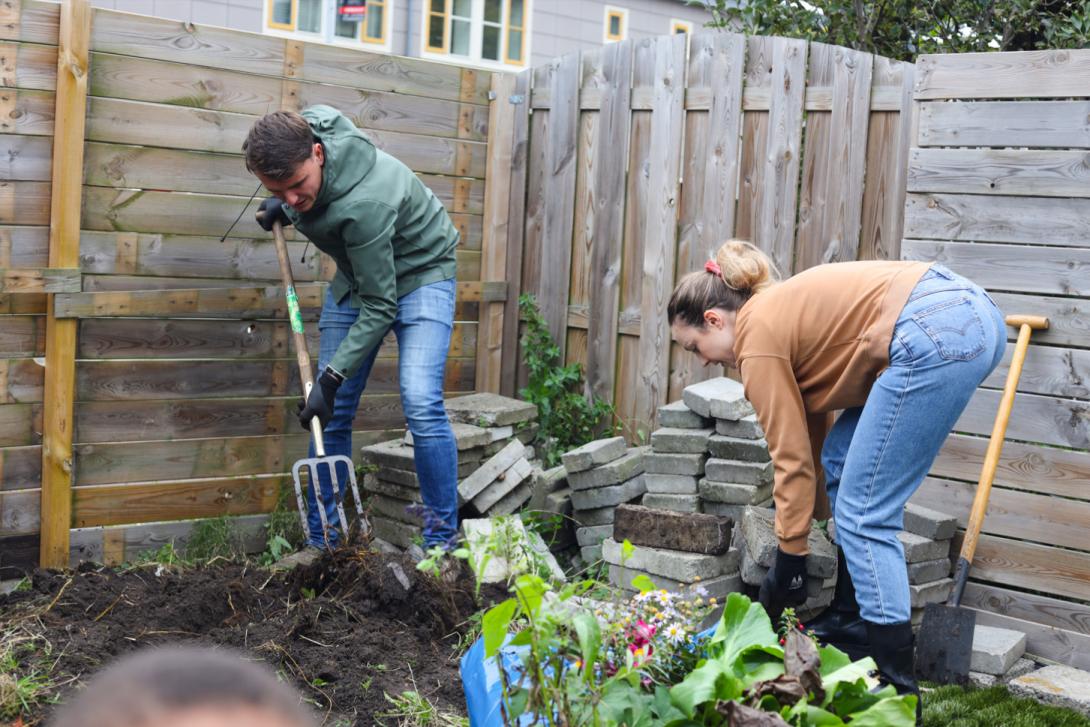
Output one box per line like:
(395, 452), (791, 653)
(924, 684), (1090, 727)
(375, 690), (467, 727)
(0, 616), (61, 722)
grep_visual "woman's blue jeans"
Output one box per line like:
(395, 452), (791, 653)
(821, 265), (1006, 624)
(306, 278), (459, 548)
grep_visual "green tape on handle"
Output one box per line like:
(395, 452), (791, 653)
(285, 287), (304, 334)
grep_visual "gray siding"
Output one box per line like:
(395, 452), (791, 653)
(85, 0), (714, 69)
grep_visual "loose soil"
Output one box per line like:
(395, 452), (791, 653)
(1, 546), (502, 725)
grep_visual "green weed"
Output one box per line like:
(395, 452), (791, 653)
(376, 690), (467, 727)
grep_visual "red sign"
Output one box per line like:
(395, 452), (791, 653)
(338, 0), (366, 20)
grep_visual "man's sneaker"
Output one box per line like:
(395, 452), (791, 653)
(272, 545), (322, 570)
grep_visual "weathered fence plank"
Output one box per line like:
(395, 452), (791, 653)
(951, 531), (1090, 603)
(916, 49), (1090, 100)
(905, 193), (1090, 247)
(919, 100), (1090, 148)
(909, 148), (1090, 197)
(954, 386), (1090, 451)
(903, 240), (1090, 296)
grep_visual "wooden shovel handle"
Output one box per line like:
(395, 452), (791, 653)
(953, 314), (1048, 603)
(269, 220), (326, 456)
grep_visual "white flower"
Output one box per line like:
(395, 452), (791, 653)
(664, 623), (687, 644)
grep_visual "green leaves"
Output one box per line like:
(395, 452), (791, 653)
(631, 574), (657, 593)
(572, 613), (601, 683)
(710, 593), (780, 668)
(482, 598), (517, 657)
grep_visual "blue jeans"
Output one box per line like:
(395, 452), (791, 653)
(821, 265), (1006, 624)
(306, 278), (459, 548)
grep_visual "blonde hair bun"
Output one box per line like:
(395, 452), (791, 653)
(714, 239), (778, 293)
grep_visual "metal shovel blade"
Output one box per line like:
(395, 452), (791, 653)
(914, 602), (975, 685)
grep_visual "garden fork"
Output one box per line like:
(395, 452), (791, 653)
(260, 212), (368, 548)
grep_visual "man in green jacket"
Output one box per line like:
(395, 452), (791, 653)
(244, 105), (460, 551)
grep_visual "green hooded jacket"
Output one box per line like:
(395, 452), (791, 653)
(283, 105), (459, 377)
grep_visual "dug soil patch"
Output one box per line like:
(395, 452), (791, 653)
(2, 547), (495, 725)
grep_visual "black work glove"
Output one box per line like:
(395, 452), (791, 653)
(297, 366), (343, 431)
(256, 196), (291, 231)
(758, 548), (808, 626)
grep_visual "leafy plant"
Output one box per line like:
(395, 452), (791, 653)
(480, 576), (916, 726)
(518, 294), (617, 467)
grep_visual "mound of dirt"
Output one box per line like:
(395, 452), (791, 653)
(2, 547), (502, 725)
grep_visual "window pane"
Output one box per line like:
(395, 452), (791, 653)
(428, 15), (445, 47)
(335, 15), (355, 37)
(507, 29), (523, 61)
(675, 25), (687, 34)
(430, 0), (445, 12)
(484, 0), (501, 23)
(510, 0), (524, 27)
(272, 0), (292, 25)
(365, 5), (384, 39)
(609, 14), (621, 37)
(297, 0), (321, 32)
(483, 25), (500, 60)
(452, 0), (471, 18)
(451, 18), (471, 55)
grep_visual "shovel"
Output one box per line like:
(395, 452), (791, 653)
(915, 314), (1049, 684)
(263, 214), (368, 548)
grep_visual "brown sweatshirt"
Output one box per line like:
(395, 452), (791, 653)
(734, 260), (931, 554)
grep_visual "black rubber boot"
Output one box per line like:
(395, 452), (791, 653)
(865, 620), (922, 725)
(807, 547), (870, 660)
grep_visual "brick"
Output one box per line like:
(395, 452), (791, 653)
(715, 414), (763, 439)
(602, 538), (739, 581)
(576, 524), (613, 548)
(644, 452), (706, 476)
(971, 625), (1027, 676)
(909, 577), (953, 608)
(908, 557), (950, 585)
(369, 494), (424, 526)
(371, 517), (422, 550)
(641, 492), (702, 513)
(381, 461), (478, 486)
(644, 473), (701, 494)
(682, 377), (754, 421)
(706, 435), (771, 462)
(650, 427), (713, 454)
(487, 480), (533, 517)
(574, 505), (616, 527)
(1003, 658), (1037, 683)
(445, 392), (537, 426)
(529, 464), (568, 511)
(567, 448), (646, 490)
(609, 564), (743, 598)
(404, 421), (491, 450)
(903, 503), (958, 541)
(458, 440), (526, 502)
(543, 487), (573, 517)
(699, 479), (772, 505)
(364, 478), (423, 503)
(361, 439), (417, 470)
(739, 506), (836, 577)
(658, 400), (712, 429)
(516, 423), (540, 444)
(701, 501), (747, 523)
(570, 475), (646, 510)
(739, 547), (767, 586)
(968, 671), (998, 689)
(561, 436), (627, 473)
(472, 457), (533, 513)
(704, 458), (773, 486)
(483, 425), (515, 442)
(1009, 666), (1090, 716)
(898, 531), (950, 563)
(614, 504), (732, 555)
(581, 544), (603, 563)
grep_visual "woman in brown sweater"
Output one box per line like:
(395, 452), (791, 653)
(668, 240), (1006, 718)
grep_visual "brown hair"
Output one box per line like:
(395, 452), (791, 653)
(243, 111), (315, 181)
(47, 645), (316, 727)
(667, 239), (779, 328)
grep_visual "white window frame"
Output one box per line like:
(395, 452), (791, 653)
(264, 0), (395, 53)
(671, 18), (693, 35)
(603, 5), (627, 44)
(419, 0), (532, 71)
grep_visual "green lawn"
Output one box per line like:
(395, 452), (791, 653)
(924, 685), (1090, 727)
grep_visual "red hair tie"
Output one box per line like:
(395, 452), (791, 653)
(705, 259), (722, 276)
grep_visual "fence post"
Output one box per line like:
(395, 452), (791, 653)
(40, 0), (91, 568)
(476, 72), (518, 395)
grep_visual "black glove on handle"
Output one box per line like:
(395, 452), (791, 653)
(758, 548), (808, 626)
(256, 196), (292, 232)
(297, 366), (343, 431)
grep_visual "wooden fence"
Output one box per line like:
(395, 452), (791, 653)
(904, 49), (1090, 669)
(0, 0), (504, 571)
(487, 33), (916, 439)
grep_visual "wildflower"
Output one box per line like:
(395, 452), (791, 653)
(664, 622), (686, 644)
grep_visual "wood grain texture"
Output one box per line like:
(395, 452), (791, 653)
(0, 87), (54, 136)
(953, 386), (1090, 450)
(0, 444), (40, 491)
(902, 239), (1090, 296)
(982, 342), (1090, 399)
(68, 513), (270, 566)
(916, 49), (1090, 100)
(904, 193), (1090, 248)
(909, 148), (1090, 198)
(919, 100), (1090, 148)
(950, 530), (1090, 602)
(0, 40), (55, 90)
(498, 70), (530, 397)
(634, 34), (686, 432)
(586, 40), (632, 404)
